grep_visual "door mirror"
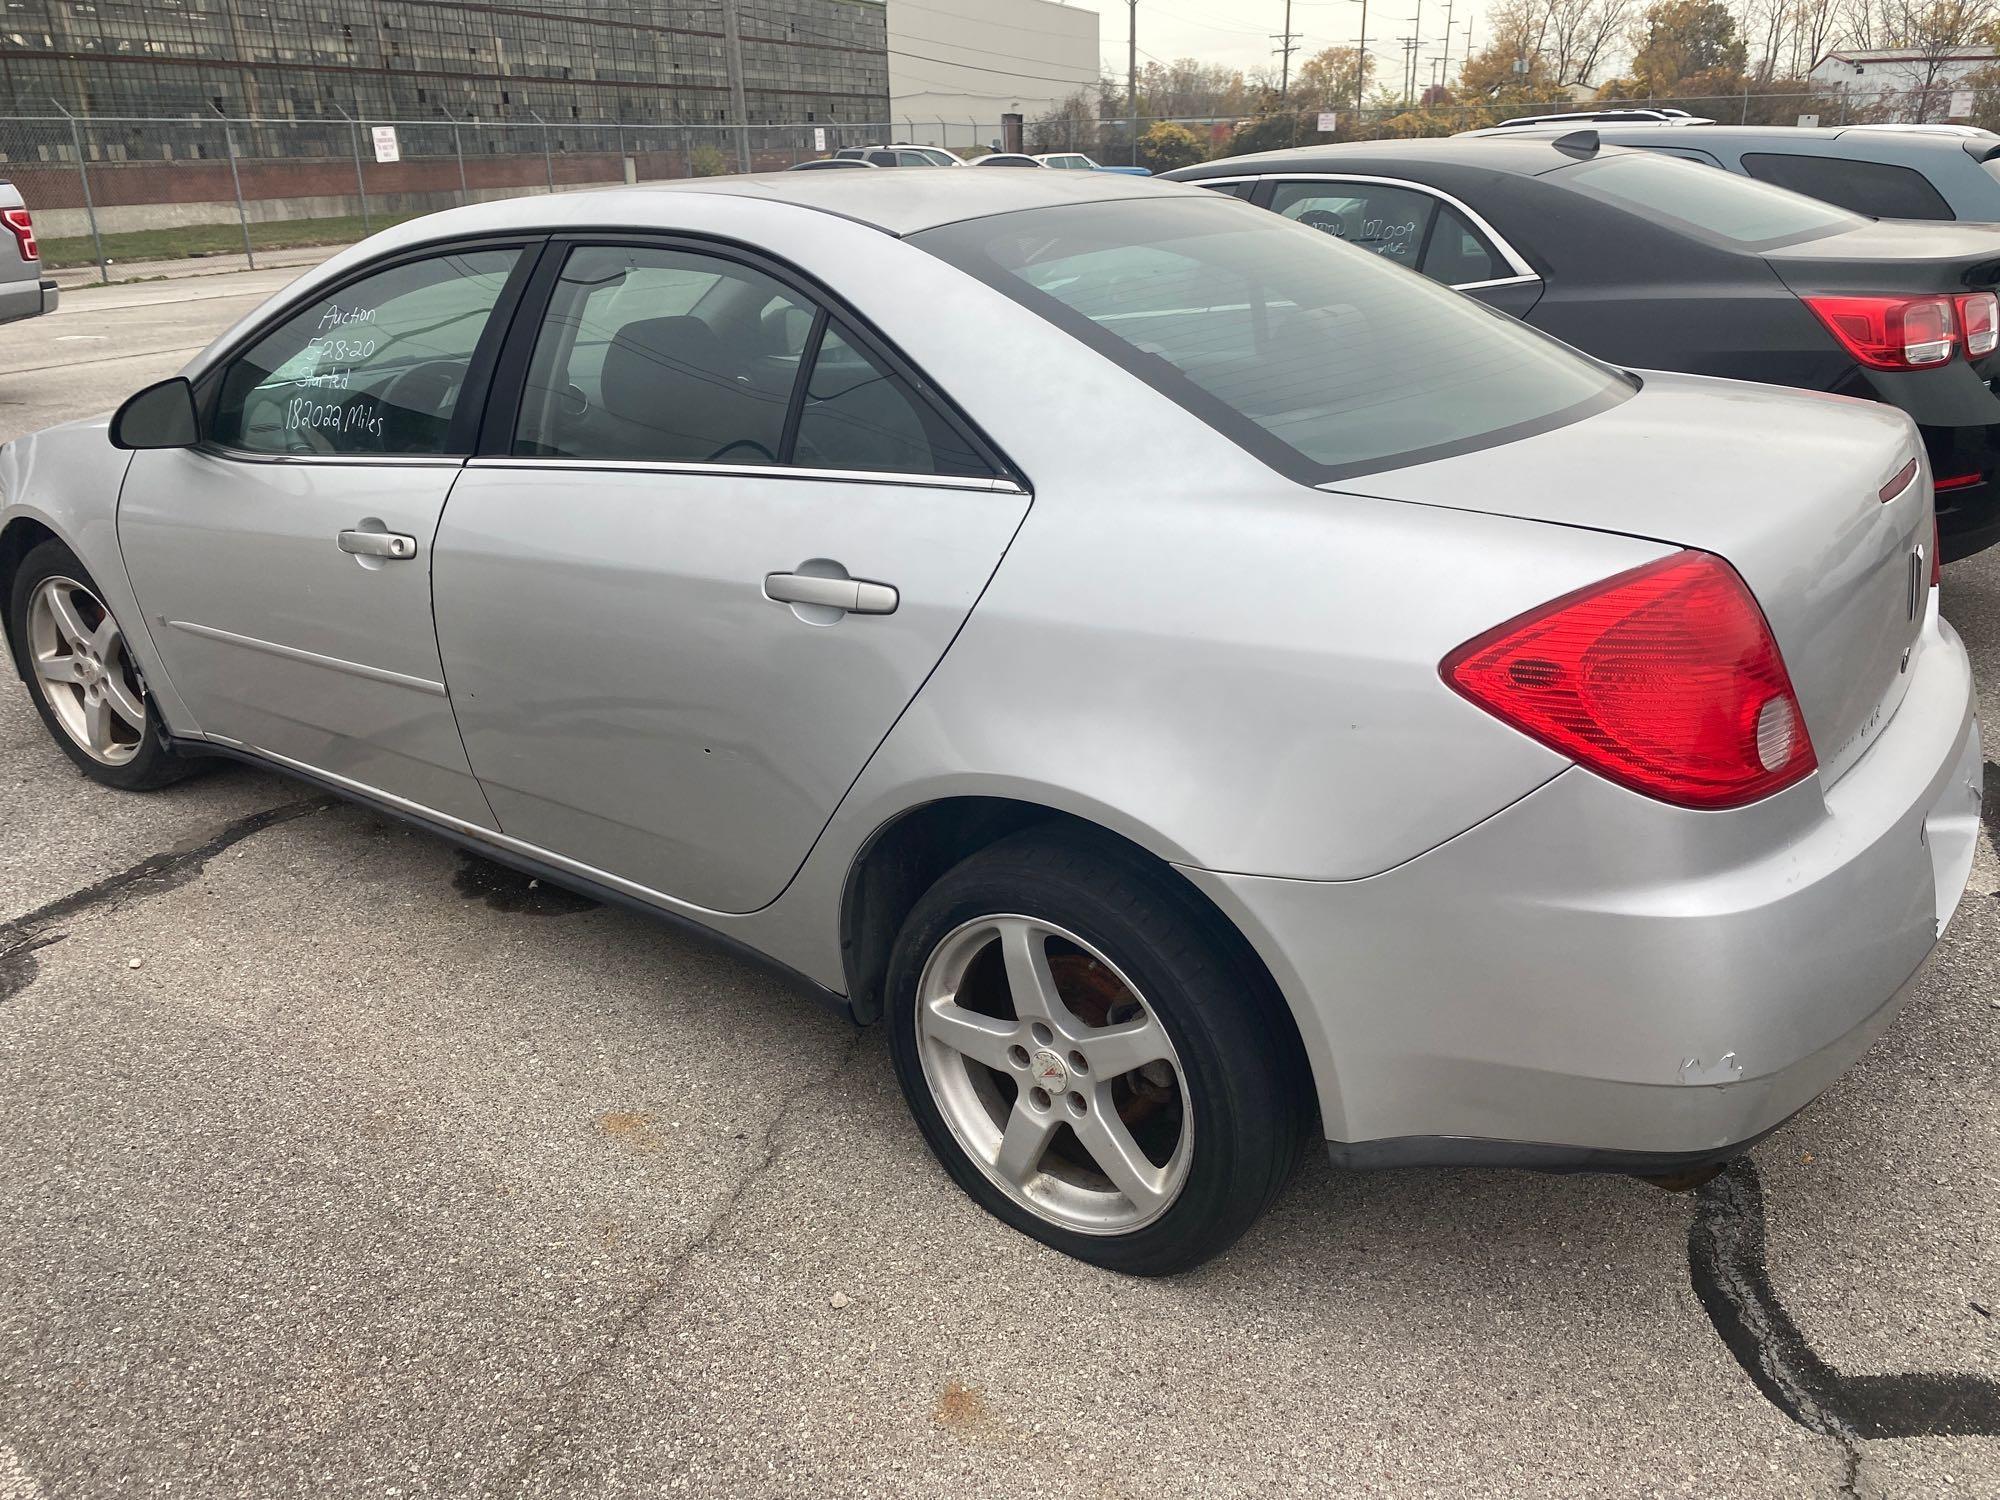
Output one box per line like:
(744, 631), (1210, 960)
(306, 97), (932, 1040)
(109, 377), (199, 450)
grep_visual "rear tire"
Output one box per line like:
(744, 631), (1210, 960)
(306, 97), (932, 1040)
(886, 826), (1308, 1275)
(7, 538), (196, 791)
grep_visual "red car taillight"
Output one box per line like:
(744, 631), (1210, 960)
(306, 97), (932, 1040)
(1, 207), (35, 263)
(1442, 551), (1817, 810)
(1803, 294), (1957, 369)
(1959, 291), (1998, 358)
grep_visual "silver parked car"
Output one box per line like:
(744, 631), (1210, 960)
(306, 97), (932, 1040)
(0, 172), (1981, 1273)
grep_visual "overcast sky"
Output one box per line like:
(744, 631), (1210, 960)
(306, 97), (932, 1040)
(1056, 0), (1488, 93)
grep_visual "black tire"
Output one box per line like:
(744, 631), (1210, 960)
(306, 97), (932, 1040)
(7, 538), (198, 791)
(886, 825), (1310, 1275)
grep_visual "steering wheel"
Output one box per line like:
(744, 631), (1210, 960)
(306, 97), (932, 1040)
(379, 360), (466, 452)
(705, 437), (777, 464)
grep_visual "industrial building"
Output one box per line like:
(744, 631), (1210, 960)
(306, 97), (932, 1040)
(0, 0), (890, 128)
(887, 0), (1099, 149)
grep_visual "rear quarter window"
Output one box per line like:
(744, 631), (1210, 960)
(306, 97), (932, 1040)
(1741, 152), (1955, 220)
(914, 196), (1630, 484)
(1559, 150), (1864, 249)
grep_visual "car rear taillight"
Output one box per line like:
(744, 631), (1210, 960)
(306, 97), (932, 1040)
(1959, 291), (1998, 358)
(1, 207), (35, 263)
(1934, 471), (1981, 491)
(1442, 551), (1817, 810)
(1803, 294), (1957, 369)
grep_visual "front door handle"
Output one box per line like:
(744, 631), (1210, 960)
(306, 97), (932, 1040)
(339, 529), (417, 561)
(764, 571), (898, 615)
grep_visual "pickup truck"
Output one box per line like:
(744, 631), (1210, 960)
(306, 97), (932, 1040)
(0, 183), (58, 325)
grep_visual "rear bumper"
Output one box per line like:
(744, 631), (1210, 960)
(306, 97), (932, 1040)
(1181, 605), (1982, 1166)
(0, 275), (55, 324)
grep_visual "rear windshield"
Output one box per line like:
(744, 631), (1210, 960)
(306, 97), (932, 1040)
(1558, 150), (1863, 249)
(913, 196), (1629, 483)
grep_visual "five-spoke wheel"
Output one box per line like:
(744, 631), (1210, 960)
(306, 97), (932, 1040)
(889, 827), (1308, 1275)
(917, 914), (1192, 1234)
(7, 538), (194, 790)
(25, 574), (148, 765)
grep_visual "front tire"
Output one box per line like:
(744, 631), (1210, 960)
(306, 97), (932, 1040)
(7, 538), (195, 790)
(886, 826), (1308, 1275)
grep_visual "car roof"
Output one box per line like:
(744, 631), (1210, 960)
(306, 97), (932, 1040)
(1459, 121), (1994, 158)
(361, 167), (1182, 243)
(1167, 135), (1607, 181)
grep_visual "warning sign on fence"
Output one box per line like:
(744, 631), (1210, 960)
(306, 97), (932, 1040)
(372, 126), (400, 163)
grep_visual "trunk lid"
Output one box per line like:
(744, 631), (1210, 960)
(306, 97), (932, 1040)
(1763, 218), (2000, 296)
(1332, 371), (1931, 788)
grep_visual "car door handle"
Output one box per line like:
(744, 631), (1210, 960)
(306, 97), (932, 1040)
(338, 529), (417, 561)
(763, 572), (899, 615)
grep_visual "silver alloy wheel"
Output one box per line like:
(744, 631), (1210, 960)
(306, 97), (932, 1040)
(26, 575), (147, 766)
(916, 914), (1192, 1235)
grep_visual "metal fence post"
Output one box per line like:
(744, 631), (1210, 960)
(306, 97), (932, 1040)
(531, 110), (554, 193)
(51, 100), (107, 284)
(453, 120), (468, 203)
(336, 104), (371, 232)
(218, 113), (257, 270)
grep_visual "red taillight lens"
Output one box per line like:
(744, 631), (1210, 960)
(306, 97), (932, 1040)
(1959, 291), (1998, 358)
(1442, 551), (1817, 810)
(1803, 294), (1957, 369)
(1933, 471), (1981, 491)
(0, 207), (34, 263)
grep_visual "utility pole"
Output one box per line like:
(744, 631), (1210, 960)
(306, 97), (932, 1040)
(721, 0), (752, 172)
(1349, 0), (1369, 124)
(1273, 0), (1302, 99)
(1127, 0), (1139, 165)
(1411, 0), (1422, 102)
(1439, 0), (1455, 88)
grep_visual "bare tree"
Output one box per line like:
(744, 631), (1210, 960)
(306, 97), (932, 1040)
(1484, 0), (1636, 83)
(1869, 0), (1996, 118)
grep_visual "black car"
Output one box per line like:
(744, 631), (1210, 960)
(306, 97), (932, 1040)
(1166, 135), (2000, 559)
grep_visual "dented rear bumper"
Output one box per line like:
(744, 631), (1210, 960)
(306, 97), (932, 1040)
(1181, 604), (1982, 1168)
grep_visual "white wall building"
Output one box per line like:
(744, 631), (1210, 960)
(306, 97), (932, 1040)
(886, 0), (1100, 150)
(1808, 48), (1999, 118)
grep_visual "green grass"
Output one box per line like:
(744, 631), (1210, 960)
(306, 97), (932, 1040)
(39, 211), (426, 272)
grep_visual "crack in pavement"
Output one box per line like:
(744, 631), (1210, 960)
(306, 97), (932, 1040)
(1690, 1158), (2000, 1462)
(497, 1024), (869, 1493)
(0, 795), (334, 1003)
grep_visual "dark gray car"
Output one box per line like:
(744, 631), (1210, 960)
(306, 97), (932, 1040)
(1463, 121), (2000, 223)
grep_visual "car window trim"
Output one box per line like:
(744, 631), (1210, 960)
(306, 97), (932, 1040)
(191, 233), (549, 464)
(1192, 173), (1538, 285)
(477, 229), (1024, 488)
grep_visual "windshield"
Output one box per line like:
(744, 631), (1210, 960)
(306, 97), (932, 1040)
(913, 196), (1629, 483)
(1558, 150), (1863, 249)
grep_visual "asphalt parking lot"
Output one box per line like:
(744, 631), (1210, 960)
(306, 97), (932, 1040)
(1, 268), (1997, 1500)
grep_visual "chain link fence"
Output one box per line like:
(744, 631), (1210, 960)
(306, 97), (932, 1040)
(0, 92), (1903, 282)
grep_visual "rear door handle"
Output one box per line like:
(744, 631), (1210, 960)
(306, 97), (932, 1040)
(763, 571), (899, 615)
(339, 529), (417, 561)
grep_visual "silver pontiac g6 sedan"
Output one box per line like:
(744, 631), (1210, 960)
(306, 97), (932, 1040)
(1, 172), (1982, 1273)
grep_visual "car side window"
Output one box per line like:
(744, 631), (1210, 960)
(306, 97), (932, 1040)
(793, 321), (991, 477)
(1741, 152), (1955, 220)
(866, 150), (899, 167)
(1268, 181), (1437, 268)
(1420, 204), (1505, 285)
(210, 248), (521, 456)
(1197, 181), (1257, 199)
(513, 242), (995, 480)
(515, 244), (813, 464)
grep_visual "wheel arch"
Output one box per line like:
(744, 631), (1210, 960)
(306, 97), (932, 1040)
(836, 793), (1320, 1129)
(0, 515), (60, 672)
